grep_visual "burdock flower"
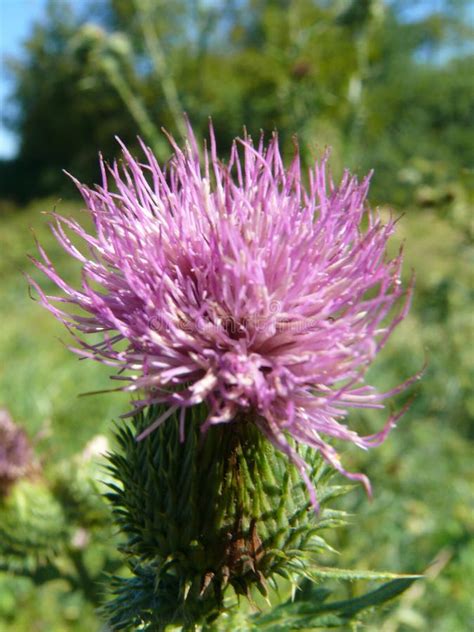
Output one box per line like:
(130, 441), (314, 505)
(30, 126), (416, 507)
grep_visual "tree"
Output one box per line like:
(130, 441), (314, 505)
(1, 0), (472, 204)
(2, 1), (137, 200)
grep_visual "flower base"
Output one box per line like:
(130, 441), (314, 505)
(103, 404), (349, 630)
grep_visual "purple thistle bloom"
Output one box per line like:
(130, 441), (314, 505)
(0, 409), (37, 495)
(30, 125), (417, 508)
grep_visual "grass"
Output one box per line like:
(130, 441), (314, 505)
(0, 191), (472, 631)
(0, 198), (129, 457)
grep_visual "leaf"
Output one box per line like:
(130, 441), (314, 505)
(318, 578), (421, 618)
(307, 566), (422, 582)
(247, 576), (421, 630)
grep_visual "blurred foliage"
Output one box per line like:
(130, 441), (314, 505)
(1, 0), (473, 203)
(0, 0), (473, 630)
(0, 426), (122, 632)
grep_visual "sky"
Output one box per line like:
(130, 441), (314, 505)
(0, 0), (50, 157)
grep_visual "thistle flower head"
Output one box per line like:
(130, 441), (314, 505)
(0, 409), (37, 496)
(30, 125), (416, 507)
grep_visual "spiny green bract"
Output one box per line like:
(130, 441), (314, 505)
(103, 405), (351, 631)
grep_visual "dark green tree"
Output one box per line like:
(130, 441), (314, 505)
(2, 1), (137, 200)
(1, 0), (473, 204)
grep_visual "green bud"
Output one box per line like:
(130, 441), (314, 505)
(103, 405), (349, 630)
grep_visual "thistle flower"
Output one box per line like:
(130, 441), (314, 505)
(30, 125), (416, 507)
(0, 409), (37, 496)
